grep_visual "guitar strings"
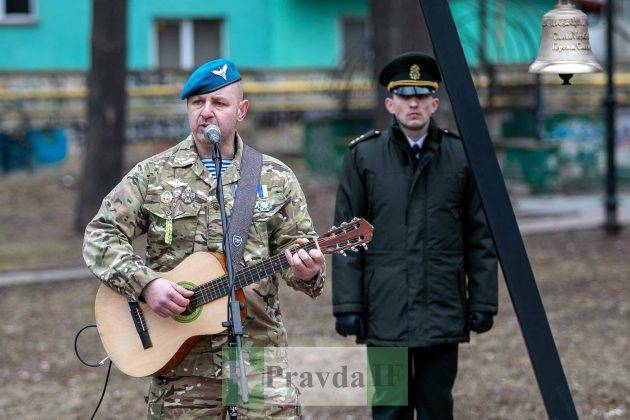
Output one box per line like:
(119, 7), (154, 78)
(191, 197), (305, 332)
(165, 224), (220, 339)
(196, 225), (365, 305)
(190, 241), (319, 307)
(189, 222), (362, 307)
(194, 238), (359, 305)
(193, 244), (308, 305)
(221, 242), (313, 291)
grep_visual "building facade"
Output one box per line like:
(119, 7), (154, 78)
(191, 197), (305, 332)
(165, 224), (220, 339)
(2, 0), (628, 192)
(1, 0), (567, 72)
(0, 0), (370, 71)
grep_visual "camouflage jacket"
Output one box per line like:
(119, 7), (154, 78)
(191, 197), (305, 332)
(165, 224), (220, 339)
(83, 134), (325, 379)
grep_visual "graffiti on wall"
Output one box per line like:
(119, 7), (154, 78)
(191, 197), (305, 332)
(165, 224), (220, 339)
(544, 110), (630, 189)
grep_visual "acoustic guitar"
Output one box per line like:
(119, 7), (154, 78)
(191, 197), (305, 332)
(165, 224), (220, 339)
(94, 218), (373, 377)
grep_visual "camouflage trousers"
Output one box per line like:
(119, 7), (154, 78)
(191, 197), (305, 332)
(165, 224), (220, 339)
(146, 375), (301, 419)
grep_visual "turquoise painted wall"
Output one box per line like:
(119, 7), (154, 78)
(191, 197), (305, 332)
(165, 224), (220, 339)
(451, 0), (554, 66)
(269, 0), (368, 68)
(128, 0), (366, 69)
(0, 0), (553, 71)
(0, 0), (91, 70)
(128, 0), (273, 69)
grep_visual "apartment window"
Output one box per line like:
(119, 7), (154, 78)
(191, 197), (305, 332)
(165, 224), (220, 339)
(193, 20), (221, 67)
(341, 16), (370, 68)
(156, 20), (180, 69)
(155, 19), (222, 70)
(0, 0), (36, 24)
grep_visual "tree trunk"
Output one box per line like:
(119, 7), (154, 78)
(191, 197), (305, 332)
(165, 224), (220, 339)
(75, 0), (127, 233)
(370, 0), (453, 129)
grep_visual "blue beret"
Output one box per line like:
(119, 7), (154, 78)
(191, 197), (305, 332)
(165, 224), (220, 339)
(180, 58), (242, 100)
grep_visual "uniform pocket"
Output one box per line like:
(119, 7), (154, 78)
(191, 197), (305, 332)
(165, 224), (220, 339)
(367, 265), (408, 341)
(247, 191), (285, 262)
(429, 170), (461, 208)
(365, 171), (410, 252)
(142, 200), (201, 266)
(427, 253), (467, 337)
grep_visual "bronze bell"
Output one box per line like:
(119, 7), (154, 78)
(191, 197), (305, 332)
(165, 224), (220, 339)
(529, 0), (602, 85)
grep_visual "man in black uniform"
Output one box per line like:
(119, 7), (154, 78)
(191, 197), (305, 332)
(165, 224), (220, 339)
(332, 52), (498, 419)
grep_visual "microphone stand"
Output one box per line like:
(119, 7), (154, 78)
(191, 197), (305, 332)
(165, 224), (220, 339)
(212, 139), (249, 419)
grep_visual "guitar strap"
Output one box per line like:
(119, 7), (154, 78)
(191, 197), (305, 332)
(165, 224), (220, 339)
(226, 143), (262, 268)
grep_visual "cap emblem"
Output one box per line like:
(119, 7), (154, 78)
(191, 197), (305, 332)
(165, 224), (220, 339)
(409, 64), (421, 80)
(212, 64), (228, 80)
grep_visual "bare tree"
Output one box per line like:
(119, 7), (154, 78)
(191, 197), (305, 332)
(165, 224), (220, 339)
(369, 0), (452, 128)
(75, 0), (127, 233)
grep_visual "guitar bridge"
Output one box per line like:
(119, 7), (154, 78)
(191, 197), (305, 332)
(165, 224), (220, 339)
(129, 301), (153, 349)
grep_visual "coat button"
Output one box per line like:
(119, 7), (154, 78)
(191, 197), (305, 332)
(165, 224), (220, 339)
(212, 202), (219, 210)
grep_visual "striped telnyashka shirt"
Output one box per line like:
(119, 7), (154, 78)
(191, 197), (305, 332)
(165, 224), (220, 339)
(200, 157), (233, 179)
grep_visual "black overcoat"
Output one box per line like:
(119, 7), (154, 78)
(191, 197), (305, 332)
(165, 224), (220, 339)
(332, 120), (498, 346)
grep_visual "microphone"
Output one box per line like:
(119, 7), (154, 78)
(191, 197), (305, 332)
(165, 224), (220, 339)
(203, 124), (221, 144)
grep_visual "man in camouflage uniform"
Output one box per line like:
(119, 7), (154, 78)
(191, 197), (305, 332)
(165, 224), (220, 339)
(83, 58), (325, 418)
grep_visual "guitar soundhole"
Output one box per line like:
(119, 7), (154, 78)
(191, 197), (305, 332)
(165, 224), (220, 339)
(172, 281), (202, 323)
(181, 305), (194, 317)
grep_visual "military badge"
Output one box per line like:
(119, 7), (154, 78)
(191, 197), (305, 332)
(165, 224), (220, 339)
(160, 191), (173, 204)
(180, 187), (196, 204)
(256, 184), (272, 212)
(212, 64), (228, 80)
(232, 234), (243, 248)
(258, 200), (272, 212)
(410, 64), (421, 80)
(165, 179), (188, 188)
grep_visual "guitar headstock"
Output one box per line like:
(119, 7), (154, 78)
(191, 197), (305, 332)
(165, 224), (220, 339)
(317, 218), (373, 256)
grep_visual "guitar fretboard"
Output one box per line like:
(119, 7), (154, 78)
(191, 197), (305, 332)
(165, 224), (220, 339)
(189, 240), (319, 309)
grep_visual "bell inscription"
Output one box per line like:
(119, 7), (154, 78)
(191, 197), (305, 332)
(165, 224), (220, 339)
(543, 16), (593, 53)
(542, 17), (582, 27)
(552, 32), (589, 41)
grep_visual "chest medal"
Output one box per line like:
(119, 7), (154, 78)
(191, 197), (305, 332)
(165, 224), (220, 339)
(160, 191), (173, 204)
(180, 187), (196, 204)
(256, 184), (272, 212)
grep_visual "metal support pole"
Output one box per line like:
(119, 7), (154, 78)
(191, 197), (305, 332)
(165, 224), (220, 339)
(604, 0), (620, 234)
(212, 142), (249, 416)
(416, 1), (578, 418)
(478, 0), (495, 109)
(479, 0), (488, 104)
(535, 74), (543, 141)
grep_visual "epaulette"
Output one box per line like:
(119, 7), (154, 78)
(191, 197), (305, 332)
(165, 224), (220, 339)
(348, 129), (381, 148)
(441, 128), (461, 139)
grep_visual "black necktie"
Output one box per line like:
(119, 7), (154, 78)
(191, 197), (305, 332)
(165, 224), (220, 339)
(412, 144), (421, 165)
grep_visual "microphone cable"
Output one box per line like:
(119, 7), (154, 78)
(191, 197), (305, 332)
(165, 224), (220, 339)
(74, 324), (112, 420)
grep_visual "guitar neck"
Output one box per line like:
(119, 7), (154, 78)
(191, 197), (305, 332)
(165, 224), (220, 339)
(191, 240), (319, 308)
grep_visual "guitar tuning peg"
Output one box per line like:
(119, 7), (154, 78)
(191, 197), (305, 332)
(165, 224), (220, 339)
(331, 225), (337, 229)
(341, 221), (347, 226)
(340, 250), (347, 256)
(362, 243), (368, 250)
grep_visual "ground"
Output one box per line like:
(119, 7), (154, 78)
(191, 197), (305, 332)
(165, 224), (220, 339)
(0, 169), (628, 419)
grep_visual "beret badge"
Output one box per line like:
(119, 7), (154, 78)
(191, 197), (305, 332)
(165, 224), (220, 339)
(211, 64), (228, 80)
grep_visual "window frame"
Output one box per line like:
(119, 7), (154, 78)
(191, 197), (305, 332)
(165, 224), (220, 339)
(152, 17), (225, 70)
(339, 15), (371, 69)
(0, 0), (37, 25)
